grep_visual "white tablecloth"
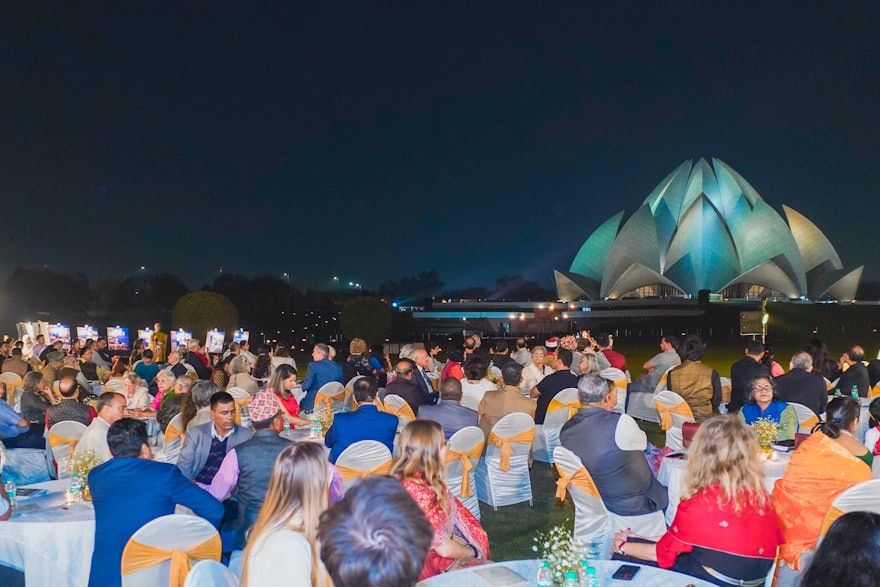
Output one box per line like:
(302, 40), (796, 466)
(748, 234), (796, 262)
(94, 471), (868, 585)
(0, 479), (94, 587)
(657, 451), (791, 525)
(417, 559), (716, 586)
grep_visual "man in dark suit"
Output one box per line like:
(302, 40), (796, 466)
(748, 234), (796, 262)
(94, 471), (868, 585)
(729, 340), (770, 413)
(325, 376), (397, 463)
(88, 418), (224, 587)
(775, 351), (828, 416)
(836, 344), (870, 397)
(418, 377), (478, 440)
(177, 391), (253, 483)
(385, 358), (433, 415)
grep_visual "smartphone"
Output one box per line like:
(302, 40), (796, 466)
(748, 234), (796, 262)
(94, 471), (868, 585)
(612, 565), (641, 580)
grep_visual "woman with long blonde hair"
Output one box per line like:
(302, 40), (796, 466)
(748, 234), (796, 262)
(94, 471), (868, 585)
(390, 420), (489, 580)
(241, 442), (332, 587)
(612, 415), (782, 586)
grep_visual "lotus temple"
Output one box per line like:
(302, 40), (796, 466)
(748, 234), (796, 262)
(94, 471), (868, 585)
(554, 158), (862, 302)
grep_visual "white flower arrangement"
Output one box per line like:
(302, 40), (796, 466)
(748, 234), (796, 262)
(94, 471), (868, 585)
(531, 518), (579, 585)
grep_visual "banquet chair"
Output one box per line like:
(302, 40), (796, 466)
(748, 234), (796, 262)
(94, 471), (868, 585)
(380, 394), (415, 431)
(719, 376), (732, 407)
(826, 377), (838, 392)
(475, 412), (534, 510)
(0, 372), (23, 408)
(121, 514), (221, 587)
(161, 414), (186, 465)
(788, 402), (820, 434)
(104, 378), (124, 393)
(315, 381), (346, 414)
(344, 376), (365, 411)
(553, 446), (667, 559)
(869, 384), (880, 399)
(0, 439), (51, 485)
(184, 560), (238, 587)
(654, 366), (674, 394)
(819, 478), (880, 536)
(225, 387), (251, 428)
(654, 390), (694, 451)
(47, 420), (87, 479)
(335, 440), (392, 494)
(533, 387), (578, 464)
(600, 368), (627, 414)
(445, 426), (485, 520)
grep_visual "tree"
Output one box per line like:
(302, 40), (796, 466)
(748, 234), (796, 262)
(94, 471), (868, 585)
(172, 292), (239, 346)
(377, 270), (444, 303)
(339, 297), (392, 344)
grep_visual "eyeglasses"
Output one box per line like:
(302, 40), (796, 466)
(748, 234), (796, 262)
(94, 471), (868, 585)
(753, 384), (773, 391)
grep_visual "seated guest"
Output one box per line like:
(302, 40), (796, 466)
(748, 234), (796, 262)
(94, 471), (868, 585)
(391, 420), (489, 580)
(41, 350), (65, 387)
(530, 348), (578, 424)
(166, 350), (188, 378)
(1, 347), (31, 377)
(0, 381), (29, 440)
(183, 380), (218, 431)
(319, 476), (433, 587)
(156, 374), (193, 432)
(177, 391), (253, 483)
(386, 358), (433, 415)
(440, 346), (464, 382)
(227, 355), (260, 396)
(19, 371), (58, 432)
(75, 392), (128, 462)
(836, 344), (870, 397)
(58, 356), (96, 401)
(324, 376), (397, 463)
(864, 397), (880, 456)
(477, 362), (536, 438)
(774, 396), (872, 572)
(774, 351), (828, 417)
(133, 349), (160, 384)
(729, 340), (771, 414)
(737, 375), (797, 443)
(611, 416), (782, 586)
(78, 348), (99, 383)
(459, 356), (498, 412)
(103, 355), (129, 385)
(148, 368), (176, 411)
(88, 418), (224, 587)
(419, 377), (478, 440)
(667, 335), (721, 422)
(299, 343), (344, 412)
(119, 372), (150, 413)
(240, 442), (332, 587)
(630, 335), (681, 395)
(799, 512), (880, 587)
(560, 374), (667, 516)
(184, 339), (213, 380)
(46, 376), (96, 428)
(266, 363), (310, 426)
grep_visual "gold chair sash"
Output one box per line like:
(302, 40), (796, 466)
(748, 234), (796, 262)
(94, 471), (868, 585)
(445, 441), (485, 498)
(336, 460), (392, 481)
(380, 401), (415, 420)
(613, 378), (627, 390)
(799, 414), (819, 432)
(548, 397), (580, 420)
(656, 400), (694, 431)
(487, 428), (535, 471)
(819, 505), (845, 537)
(869, 385), (880, 399)
(554, 465), (601, 501)
(165, 423), (185, 444)
(315, 390), (346, 414)
(121, 534), (221, 587)
(2, 378), (22, 406)
(232, 397), (249, 426)
(48, 433), (78, 450)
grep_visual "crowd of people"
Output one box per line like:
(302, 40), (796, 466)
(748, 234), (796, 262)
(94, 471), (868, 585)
(0, 327), (879, 586)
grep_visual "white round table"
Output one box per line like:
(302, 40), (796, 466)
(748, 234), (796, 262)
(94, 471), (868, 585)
(0, 479), (94, 587)
(657, 450), (790, 525)
(417, 559), (717, 586)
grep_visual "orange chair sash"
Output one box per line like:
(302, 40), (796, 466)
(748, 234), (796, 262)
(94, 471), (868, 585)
(799, 414), (819, 432)
(656, 401), (693, 430)
(121, 534), (221, 587)
(336, 460), (392, 481)
(48, 433), (78, 450)
(548, 397), (580, 419)
(613, 378), (627, 389)
(315, 390), (346, 413)
(380, 401), (415, 420)
(165, 423), (185, 444)
(554, 465), (601, 501)
(487, 428), (535, 471)
(445, 441), (484, 497)
(232, 397), (249, 426)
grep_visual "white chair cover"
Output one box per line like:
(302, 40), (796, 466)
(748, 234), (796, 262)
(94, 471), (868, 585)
(315, 381), (346, 414)
(160, 414), (185, 465)
(654, 390), (694, 450)
(344, 376), (365, 411)
(533, 387), (578, 463)
(600, 368), (627, 414)
(822, 479), (880, 534)
(445, 426), (484, 520)
(475, 412), (534, 510)
(0, 372), (23, 409)
(381, 394), (415, 431)
(787, 402), (821, 434)
(121, 514), (220, 587)
(184, 560), (238, 587)
(226, 386), (251, 428)
(47, 420), (88, 479)
(335, 440), (392, 494)
(104, 378), (124, 392)
(553, 446), (667, 559)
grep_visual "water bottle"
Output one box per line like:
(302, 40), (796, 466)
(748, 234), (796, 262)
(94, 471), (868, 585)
(586, 565), (600, 587)
(310, 412), (321, 439)
(283, 417), (291, 438)
(536, 560), (553, 587)
(562, 570), (579, 587)
(578, 560), (591, 586)
(834, 387), (841, 397)
(4, 480), (16, 509)
(851, 384), (859, 399)
(70, 473), (82, 502)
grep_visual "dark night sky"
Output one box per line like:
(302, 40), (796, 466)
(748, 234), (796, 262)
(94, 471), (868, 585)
(3, 2), (879, 291)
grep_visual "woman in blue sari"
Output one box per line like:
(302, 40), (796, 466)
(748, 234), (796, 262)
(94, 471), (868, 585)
(737, 375), (797, 442)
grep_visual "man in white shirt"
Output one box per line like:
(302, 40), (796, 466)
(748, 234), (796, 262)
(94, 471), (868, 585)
(76, 392), (128, 462)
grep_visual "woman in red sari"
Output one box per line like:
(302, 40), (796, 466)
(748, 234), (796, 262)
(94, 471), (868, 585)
(390, 420), (489, 580)
(612, 416), (783, 587)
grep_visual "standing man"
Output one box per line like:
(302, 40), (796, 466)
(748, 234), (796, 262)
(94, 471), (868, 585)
(31, 334), (46, 361)
(299, 343), (344, 412)
(530, 349), (579, 424)
(149, 323), (169, 364)
(729, 340), (770, 413)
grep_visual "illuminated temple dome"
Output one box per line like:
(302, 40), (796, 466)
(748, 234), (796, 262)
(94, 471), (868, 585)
(555, 158), (862, 301)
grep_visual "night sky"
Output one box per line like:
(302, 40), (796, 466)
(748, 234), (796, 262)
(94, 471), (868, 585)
(3, 3), (879, 292)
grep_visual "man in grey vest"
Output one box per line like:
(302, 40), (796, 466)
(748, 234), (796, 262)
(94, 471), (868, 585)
(559, 374), (668, 516)
(202, 390), (291, 549)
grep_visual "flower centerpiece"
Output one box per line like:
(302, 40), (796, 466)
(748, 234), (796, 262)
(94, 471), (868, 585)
(313, 404), (334, 434)
(751, 417), (779, 460)
(69, 449), (104, 500)
(531, 518), (579, 585)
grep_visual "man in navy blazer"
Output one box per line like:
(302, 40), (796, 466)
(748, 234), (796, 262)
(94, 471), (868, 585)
(325, 376), (397, 463)
(88, 418), (224, 587)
